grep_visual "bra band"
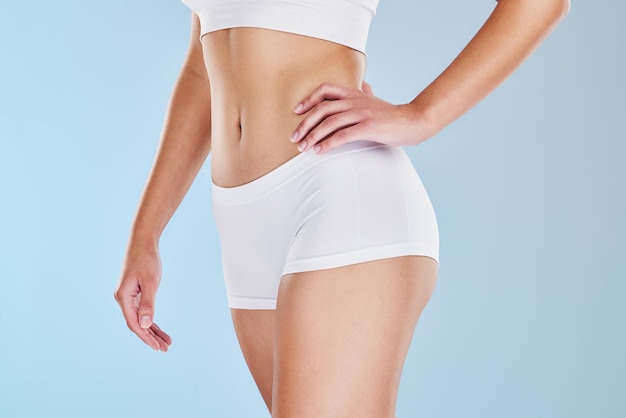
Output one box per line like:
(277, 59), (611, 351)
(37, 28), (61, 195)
(181, 0), (379, 53)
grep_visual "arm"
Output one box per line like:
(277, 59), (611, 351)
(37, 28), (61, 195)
(407, 0), (570, 139)
(114, 14), (211, 351)
(291, 0), (570, 153)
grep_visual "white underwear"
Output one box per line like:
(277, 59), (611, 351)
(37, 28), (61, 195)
(211, 141), (439, 309)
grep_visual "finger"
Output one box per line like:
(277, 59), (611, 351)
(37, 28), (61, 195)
(147, 326), (170, 352)
(291, 99), (353, 145)
(118, 293), (162, 351)
(137, 280), (158, 330)
(293, 82), (351, 115)
(313, 124), (370, 154)
(298, 110), (364, 152)
(151, 323), (173, 345)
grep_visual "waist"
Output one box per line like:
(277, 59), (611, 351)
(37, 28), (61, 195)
(201, 28), (366, 187)
(212, 140), (388, 202)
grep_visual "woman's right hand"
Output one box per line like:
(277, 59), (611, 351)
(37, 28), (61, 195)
(114, 244), (172, 352)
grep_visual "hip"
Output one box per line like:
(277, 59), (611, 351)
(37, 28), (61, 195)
(212, 140), (440, 274)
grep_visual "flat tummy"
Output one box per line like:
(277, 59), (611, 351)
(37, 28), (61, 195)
(201, 27), (366, 187)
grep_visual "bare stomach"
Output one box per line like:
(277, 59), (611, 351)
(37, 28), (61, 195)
(201, 27), (366, 187)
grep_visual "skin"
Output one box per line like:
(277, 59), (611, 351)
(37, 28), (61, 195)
(114, 0), (569, 415)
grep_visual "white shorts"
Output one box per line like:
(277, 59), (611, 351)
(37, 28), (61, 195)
(211, 141), (439, 309)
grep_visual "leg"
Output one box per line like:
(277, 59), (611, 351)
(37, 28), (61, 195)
(272, 256), (438, 418)
(231, 308), (276, 412)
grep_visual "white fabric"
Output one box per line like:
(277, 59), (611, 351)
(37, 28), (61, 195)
(212, 141), (439, 310)
(181, 0), (379, 53)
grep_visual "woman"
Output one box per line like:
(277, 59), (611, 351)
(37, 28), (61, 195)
(114, 0), (569, 416)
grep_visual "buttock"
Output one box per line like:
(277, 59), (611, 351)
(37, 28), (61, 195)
(211, 140), (439, 310)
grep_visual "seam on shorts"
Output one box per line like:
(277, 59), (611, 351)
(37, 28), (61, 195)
(393, 147), (412, 239)
(281, 242), (440, 276)
(348, 153), (362, 248)
(212, 141), (387, 206)
(227, 294), (277, 310)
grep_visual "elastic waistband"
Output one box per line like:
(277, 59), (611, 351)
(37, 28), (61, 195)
(212, 141), (387, 206)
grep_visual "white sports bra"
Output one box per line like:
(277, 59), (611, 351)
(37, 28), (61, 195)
(180, 0), (379, 54)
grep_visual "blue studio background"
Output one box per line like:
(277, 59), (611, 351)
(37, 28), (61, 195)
(1, 1), (624, 417)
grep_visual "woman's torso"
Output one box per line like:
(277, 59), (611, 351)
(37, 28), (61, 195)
(201, 29), (366, 187)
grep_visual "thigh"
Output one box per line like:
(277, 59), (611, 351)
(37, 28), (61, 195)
(272, 256), (438, 418)
(231, 308), (276, 412)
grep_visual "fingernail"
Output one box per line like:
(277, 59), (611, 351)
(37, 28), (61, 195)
(294, 103), (303, 113)
(313, 145), (321, 154)
(140, 315), (151, 329)
(297, 141), (307, 152)
(290, 131), (299, 142)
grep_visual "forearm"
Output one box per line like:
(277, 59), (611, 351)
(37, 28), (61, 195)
(129, 67), (212, 248)
(408, 0), (570, 139)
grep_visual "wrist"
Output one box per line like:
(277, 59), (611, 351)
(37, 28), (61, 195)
(400, 100), (441, 144)
(128, 227), (160, 253)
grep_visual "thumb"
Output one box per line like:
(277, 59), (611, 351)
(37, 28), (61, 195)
(361, 80), (374, 96)
(137, 284), (157, 329)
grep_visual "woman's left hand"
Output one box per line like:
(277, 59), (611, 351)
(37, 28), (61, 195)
(291, 81), (431, 154)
